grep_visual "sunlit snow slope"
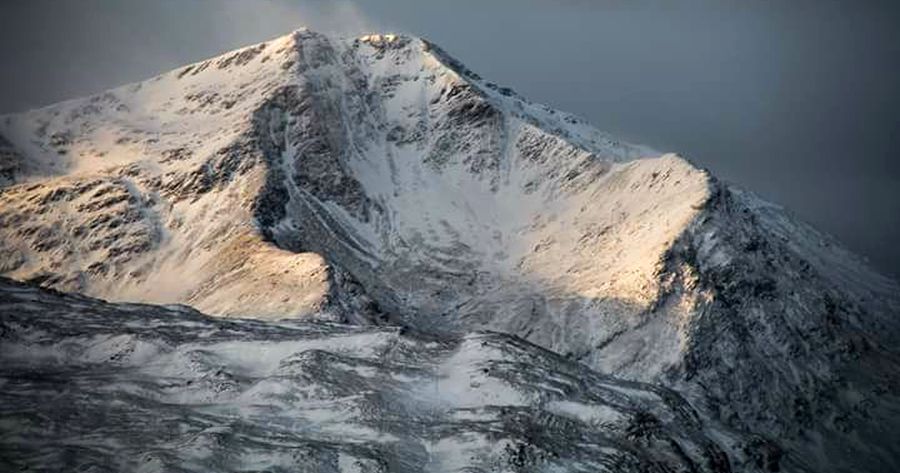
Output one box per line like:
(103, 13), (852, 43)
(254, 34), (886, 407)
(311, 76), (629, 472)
(1, 29), (899, 472)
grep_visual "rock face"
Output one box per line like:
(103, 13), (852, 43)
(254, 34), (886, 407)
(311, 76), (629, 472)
(1, 29), (899, 472)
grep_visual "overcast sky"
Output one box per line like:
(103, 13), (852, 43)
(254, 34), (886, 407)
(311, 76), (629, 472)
(2, 0), (899, 277)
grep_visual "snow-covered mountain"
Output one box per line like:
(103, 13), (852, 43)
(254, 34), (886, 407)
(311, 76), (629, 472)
(1, 29), (899, 472)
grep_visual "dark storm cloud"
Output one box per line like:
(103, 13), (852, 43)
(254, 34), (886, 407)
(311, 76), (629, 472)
(1, 0), (898, 277)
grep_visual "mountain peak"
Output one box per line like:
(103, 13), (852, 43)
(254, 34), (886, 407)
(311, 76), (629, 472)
(0, 29), (898, 472)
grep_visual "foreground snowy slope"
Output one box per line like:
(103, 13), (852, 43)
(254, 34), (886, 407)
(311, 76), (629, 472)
(1, 29), (899, 471)
(0, 278), (754, 473)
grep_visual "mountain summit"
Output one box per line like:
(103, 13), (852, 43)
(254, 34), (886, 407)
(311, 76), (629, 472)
(1, 29), (899, 472)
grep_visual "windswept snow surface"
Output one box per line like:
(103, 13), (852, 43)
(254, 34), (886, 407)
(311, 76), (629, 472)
(0, 278), (746, 473)
(1, 29), (899, 472)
